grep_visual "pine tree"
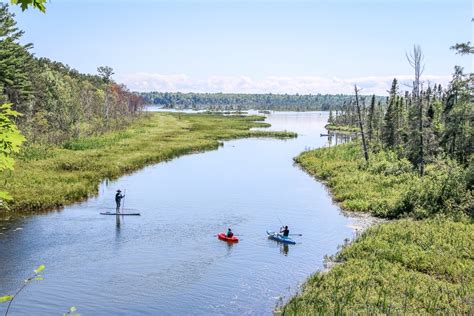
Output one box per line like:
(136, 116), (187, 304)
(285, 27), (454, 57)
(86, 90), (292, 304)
(0, 4), (35, 114)
(441, 66), (473, 164)
(367, 94), (376, 143)
(382, 97), (396, 147)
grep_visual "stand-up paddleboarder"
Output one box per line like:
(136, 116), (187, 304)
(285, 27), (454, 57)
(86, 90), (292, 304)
(115, 190), (125, 213)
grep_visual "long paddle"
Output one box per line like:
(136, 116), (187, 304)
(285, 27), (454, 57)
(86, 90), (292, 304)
(121, 189), (126, 216)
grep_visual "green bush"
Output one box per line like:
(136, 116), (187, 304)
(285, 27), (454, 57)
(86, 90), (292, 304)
(287, 143), (473, 314)
(295, 143), (472, 219)
(283, 220), (474, 315)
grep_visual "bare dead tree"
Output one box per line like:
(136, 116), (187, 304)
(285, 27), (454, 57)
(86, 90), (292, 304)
(406, 45), (425, 176)
(354, 84), (369, 163)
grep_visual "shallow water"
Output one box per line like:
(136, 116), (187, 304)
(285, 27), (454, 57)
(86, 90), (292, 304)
(0, 112), (365, 315)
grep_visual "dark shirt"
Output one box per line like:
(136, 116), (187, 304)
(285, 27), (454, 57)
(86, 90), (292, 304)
(115, 193), (124, 203)
(281, 228), (289, 237)
(227, 231), (233, 237)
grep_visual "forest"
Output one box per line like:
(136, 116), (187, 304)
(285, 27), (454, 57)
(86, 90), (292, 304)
(283, 45), (473, 314)
(326, 62), (472, 169)
(0, 4), (145, 146)
(141, 91), (385, 111)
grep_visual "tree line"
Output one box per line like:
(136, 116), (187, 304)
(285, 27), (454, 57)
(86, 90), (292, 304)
(141, 91), (385, 111)
(0, 4), (145, 145)
(328, 46), (472, 175)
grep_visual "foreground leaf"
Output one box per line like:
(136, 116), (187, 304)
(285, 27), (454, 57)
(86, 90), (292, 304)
(0, 295), (13, 303)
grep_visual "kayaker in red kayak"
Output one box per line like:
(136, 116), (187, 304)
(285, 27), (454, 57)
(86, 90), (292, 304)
(226, 228), (234, 238)
(280, 226), (289, 237)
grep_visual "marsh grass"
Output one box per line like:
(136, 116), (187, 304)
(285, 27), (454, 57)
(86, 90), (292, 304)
(2, 112), (296, 214)
(295, 143), (472, 219)
(325, 124), (359, 133)
(283, 219), (474, 315)
(285, 143), (474, 315)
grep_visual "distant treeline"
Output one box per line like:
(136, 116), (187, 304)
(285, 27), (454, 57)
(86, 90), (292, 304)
(0, 4), (145, 145)
(140, 92), (385, 111)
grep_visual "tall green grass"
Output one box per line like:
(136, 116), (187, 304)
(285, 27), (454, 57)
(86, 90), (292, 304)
(295, 143), (472, 219)
(325, 124), (359, 133)
(283, 219), (473, 315)
(2, 112), (296, 214)
(283, 143), (473, 315)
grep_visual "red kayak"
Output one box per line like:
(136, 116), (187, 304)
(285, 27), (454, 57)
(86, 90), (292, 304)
(217, 232), (239, 243)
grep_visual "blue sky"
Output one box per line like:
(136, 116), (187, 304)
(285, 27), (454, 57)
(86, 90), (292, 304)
(7, 0), (473, 94)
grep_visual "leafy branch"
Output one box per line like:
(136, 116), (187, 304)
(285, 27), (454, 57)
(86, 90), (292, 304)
(10, 0), (46, 13)
(0, 265), (45, 316)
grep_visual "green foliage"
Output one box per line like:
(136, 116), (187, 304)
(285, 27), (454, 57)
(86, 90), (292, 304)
(329, 66), (472, 168)
(1, 265), (45, 315)
(288, 143), (473, 314)
(0, 6), (145, 145)
(0, 103), (25, 206)
(141, 91), (385, 111)
(394, 158), (473, 219)
(0, 103), (25, 172)
(0, 4), (35, 108)
(62, 131), (134, 151)
(97, 65), (114, 83)
(284, 220), (473, 315)
(2, 113), (295, 214)
(295, 143), (472, 219)
(324, 124), (359, 133)
(10, 0), (46, 12)
(0, 295), (13, 303)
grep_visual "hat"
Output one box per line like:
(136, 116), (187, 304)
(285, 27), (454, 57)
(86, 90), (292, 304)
(117, 189), (121, 192)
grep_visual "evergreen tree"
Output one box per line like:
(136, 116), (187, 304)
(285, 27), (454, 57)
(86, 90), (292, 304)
(0, 4), (35, 115)
(367, 94), (376, 143)
(441, 66), (473, 164)
(382, 97), (396, 147)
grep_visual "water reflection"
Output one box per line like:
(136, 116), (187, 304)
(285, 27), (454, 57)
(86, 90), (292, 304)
(327, 132), (356, 146)
(280, 244), (289, 256)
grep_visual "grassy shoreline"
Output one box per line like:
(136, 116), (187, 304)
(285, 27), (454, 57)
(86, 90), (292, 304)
(325, 124), (359, 133)
(283, 143), (473, 314)
(1, 112), (296, 216)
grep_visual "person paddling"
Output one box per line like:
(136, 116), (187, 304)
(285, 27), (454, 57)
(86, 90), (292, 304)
(280, 226), (289, 238)
(115, 190), (125, 213)
(226, 228), (234, 238)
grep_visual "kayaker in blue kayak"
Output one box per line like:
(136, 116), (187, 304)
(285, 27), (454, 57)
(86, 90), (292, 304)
(115, 190), (125, 212)
(226, 228), (234, 238)
(280, 226), (289, 238)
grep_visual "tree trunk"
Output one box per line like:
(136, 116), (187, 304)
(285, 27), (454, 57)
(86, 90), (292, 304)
(355, 85), (369, 163)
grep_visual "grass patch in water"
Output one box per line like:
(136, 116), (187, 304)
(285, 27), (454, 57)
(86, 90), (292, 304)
(325, 124), (359, 133)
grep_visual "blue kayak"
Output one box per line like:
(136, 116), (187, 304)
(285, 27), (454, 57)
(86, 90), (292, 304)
(267, 231), (296, 245)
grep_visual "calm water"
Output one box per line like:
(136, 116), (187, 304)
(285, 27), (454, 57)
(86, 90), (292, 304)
(0, 112), (365, 315)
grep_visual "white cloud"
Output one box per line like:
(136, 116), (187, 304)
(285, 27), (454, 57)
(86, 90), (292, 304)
(116, 73), (452, 95)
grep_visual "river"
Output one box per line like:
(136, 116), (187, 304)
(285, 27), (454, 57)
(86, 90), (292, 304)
(0, 111), (368, 315)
